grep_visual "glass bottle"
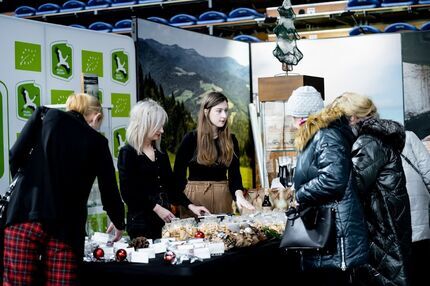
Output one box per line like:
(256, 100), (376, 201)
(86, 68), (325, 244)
(278, 165), (289, 188)
(262, 189), (272, 212)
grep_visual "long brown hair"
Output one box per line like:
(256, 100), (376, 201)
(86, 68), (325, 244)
(196, 92), (234, 166)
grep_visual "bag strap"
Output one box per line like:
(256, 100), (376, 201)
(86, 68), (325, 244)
(401, 153), (421, 176)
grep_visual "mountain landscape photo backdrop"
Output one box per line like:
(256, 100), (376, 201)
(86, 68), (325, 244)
(136, 20), (253, 188)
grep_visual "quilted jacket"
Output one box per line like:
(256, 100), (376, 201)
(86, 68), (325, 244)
(352, 118), (412, 286)
(294, 116), (369, 271)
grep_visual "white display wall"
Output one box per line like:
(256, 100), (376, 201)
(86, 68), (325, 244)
(251, 34), (404, 123)
(0, 15), (136, 195)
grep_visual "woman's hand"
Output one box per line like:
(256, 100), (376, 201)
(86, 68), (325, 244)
(235, 190), (256, 210)
(153, 204), (176, 223)
(106, 222), (124, 242)
(188, 204), (211, 216)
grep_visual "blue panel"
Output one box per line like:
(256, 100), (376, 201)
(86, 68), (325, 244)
(69, 24), (87, 29)
(420, 21), (430, 31)
(233, 35), (261, 43)
(384, 22), (419, 32)
(36, 3), (61, 15)
(87, 0), (112, 9)
(349, 25), (381, 36)
(169, 14), (197, 26)
(380, 0), (417, 7)
(89, 21), (113, 32)
(61, 1), (86, 12)
(111, 0), (138, 7)
(147, 17), (170, 25)
(112, 19), (132, 32)
(347, 0), (381, 9)
(227, 7), (264, 22)
(14, 6), (36, 17)
(197, 11), (227, 25)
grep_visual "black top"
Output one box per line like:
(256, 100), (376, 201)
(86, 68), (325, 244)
(117, 144), (191, 217)
(173, 130), (243, 198)
(7, 107), (125, 255)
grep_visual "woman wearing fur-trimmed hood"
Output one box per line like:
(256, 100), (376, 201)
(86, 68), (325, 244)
(286, 87), (368, 285)
(331, 92), (412, 286)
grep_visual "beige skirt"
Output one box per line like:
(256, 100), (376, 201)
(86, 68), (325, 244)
(179, 180), (233, 218)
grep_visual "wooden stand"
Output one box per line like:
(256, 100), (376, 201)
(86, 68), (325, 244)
(258, 75), (324, 102)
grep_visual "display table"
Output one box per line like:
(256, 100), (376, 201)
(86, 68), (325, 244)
(81, 240), (301, 285)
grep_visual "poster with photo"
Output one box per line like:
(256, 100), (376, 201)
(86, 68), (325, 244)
(401, 31), (430, 148)
(136, 19), (253, 188)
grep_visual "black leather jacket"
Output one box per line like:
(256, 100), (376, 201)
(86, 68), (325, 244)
(352, 118), (412, 286)
(295, 117), (369, 270)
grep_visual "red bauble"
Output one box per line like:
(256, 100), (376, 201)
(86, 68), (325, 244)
(115, 249), (127, 262)
(194, 230), (205, 239)
(93, 247), (105, 260)
(163, 251), (176, 264)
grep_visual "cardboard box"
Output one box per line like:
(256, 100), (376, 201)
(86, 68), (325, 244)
(258, 75), (324, 102)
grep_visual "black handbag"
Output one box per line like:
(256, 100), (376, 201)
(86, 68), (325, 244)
(0, 172), (22, 221)
(279, 206), (336, 251)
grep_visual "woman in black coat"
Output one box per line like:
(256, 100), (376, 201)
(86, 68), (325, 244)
(331, 92), (412, 286)
(286, 86), (369, 285)
(3, 94), (125, 285)
(117, 99), (209, 239)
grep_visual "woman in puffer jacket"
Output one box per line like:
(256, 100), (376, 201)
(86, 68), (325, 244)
(286, 86), (369, 286)
(331, 92), (412, 286)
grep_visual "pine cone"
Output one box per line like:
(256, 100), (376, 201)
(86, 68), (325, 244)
(129, 236), (149, 249)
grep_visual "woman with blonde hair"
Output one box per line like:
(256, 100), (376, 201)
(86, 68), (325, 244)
(332, 92), (412, 286)
(117, 99), (209, 239)
(286, 87), (368, 285)
(174, 92), (254, 216)
(4, 93), (125, 285)
(65, 92), (104, 129)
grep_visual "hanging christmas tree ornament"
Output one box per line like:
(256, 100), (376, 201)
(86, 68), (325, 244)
(272, 0), (303, 72)
(163, 250), (177, 264)
(115, 249), (128, 262)
(194, 230), (205, 239)
(93, 247), (105, 260)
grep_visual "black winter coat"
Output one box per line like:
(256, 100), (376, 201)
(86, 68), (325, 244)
(352, 118), (412, 286)
(295, 117), (369, 271)
(7, 107), (125, 255)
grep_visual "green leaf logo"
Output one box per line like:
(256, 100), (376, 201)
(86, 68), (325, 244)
(111, 50), (129, 84)
(51, 89), (74, 104)
(15, 41), (42, 72)
(16, 81), (41, 120)
(113, 127), (127, 159)
(52, 42), (73, 80)
(82, 50), (103, 77)
(111, 93), (130, 117)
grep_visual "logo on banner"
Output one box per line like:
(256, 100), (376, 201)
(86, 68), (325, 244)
(111, 50), (129, 84)
(111, 93), (130, 118)
(52, 42), (73, 80)
(113, 127), (126, 159)
(15, 41), (42, 72)
(51, 89), (74, 104)
(82, 50), (103, 77)
(16, 81), (41, 120)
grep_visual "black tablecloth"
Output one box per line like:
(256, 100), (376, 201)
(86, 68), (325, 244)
(81, 240), (302, 285)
